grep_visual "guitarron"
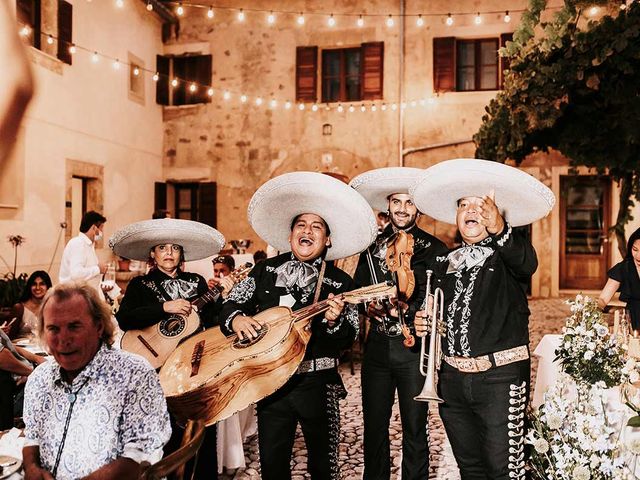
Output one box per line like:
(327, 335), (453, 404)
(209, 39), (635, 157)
(159, 282), (394, 425)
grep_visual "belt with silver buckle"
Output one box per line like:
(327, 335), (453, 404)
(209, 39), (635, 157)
(375, 322), (403, 337)
(296, 357), (339, 374)
(444, 345), (529, 373)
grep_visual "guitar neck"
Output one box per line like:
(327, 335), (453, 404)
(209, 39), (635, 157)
(192, 286), (222, 310)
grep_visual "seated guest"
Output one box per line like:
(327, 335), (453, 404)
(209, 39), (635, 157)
(7, 271), (52, 340)
(599, 227), (640, 330)
(22, 282), (171, 480)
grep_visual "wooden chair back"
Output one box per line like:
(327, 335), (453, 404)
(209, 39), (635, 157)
(139, 419), (206, 480)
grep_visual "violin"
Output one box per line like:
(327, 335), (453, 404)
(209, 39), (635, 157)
(386, 230), (416, 347)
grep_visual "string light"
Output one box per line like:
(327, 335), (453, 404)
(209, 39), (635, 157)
(381, 104), (387, 111)
(371, 105), (377, 112)
(152, 72), (159, 81)
(337, 104), (344, 112)
(416, 15), (424, 27)
(223, 91), (231, 100)
(189, 83), (197, 92)
(386, 15), (394, 27)
(270, 99), (277, 108)
(446, 13), (454, 26)
(357, 15), (364, 27)
(171, 78), (178, 88)
(47, 35), (54, 45)
(297, 13), (305, 25)
(391, 103), (398, 111)
(255, 97), (263, 106)
(504, 11), (511, 23)
(328, 14), (336, 27)
(112, 59), (120, 70)
(208, 88), (214, 96)
(475, 12), (482, 24)
(267, 11), (275, 24)
(311, 104), (319, 111)
(92, 51), (99, 63)
(19, 26), (31, 37)
(240, 94), (248, 103)
(115, 0), (124, 8)
(176, 3), (184, 16)
(133, 67), (140, 76)
(237, 9), (245, 22)
(207, 7), (214, 19)
(284, 101), (292, 109)
(360, 104), (366, 112)
(589, 6), (599, 16)
(69, 44), (76, 54)
(298, 103), (305, 110)
(348, 105), (355, 112)
(146, 1), (153, 12)
(410, 100), (417, 107)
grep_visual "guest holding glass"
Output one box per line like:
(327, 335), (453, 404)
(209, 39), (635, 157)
(5, 271), (52, 340)
(599, 227), (640, 330)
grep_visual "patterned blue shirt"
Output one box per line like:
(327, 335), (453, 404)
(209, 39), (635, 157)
(23, 344), (171, 479)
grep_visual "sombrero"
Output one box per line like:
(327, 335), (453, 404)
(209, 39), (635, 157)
(109, 219), (226, 261)
(349, 167), (424, 211)
(248, 172), (378, 261)
(409, 158), (555, 227)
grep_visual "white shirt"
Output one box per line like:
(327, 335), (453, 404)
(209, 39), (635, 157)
(59, 232), (101, 293)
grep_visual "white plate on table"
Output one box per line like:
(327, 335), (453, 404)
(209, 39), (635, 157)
(0, 455), (21, 479)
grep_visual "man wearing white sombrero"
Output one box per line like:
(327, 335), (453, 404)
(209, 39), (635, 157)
(110, 218), (226, 479)
(350, 167), (447, 480)
(412, 159), (555, 480)
(219, 172), (377, 480)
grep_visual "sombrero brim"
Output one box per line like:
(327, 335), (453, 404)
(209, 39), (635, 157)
(409, 159), (556, 227)
(248, 172), (378, 261)
(109, 219), (225, 261)
(350, 167), (425, 211)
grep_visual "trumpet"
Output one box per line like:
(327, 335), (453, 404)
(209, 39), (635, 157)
(414, 270), (444, 403)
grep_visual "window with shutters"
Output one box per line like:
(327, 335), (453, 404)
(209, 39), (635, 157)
(433, 34), (512, 93)
(15, 0), (40, 49)
(154, 182), (217, 227)
(296, 42), (383, 103)
(16, 0), (73, 65)
(128, 52), (145, 105)
(155, 54), (212, 106)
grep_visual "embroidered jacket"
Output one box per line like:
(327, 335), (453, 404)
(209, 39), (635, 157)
(433, 224), (537, 357)
(116, 268), (218, 331)
(219, 252), (359, 361)
(23, 344), (171, 480)
(354, 224), (447, 327)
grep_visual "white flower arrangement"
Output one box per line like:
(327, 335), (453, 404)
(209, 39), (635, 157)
(527, 294), (640, 479)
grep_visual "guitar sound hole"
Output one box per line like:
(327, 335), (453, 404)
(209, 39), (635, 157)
(233, 324), (269, 349)
(160, 316), (185, 337)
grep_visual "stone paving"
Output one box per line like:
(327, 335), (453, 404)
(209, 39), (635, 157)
(219, 297), (574, 479)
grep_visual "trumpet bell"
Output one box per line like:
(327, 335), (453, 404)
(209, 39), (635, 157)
(413, 383), (443, 403)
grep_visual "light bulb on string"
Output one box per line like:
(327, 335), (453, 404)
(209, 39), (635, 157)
(69, 44), (76, 55)
(312, 104), (319, 111)
(255, 97), (263, 106)
(337, 104), (344, 112)
(152, 72), (159, 82)
(92, 51), (99, 63)
(401, 102), (407, 109)
(371, 105), (377, 112)
(391, 103), (397, 111)
(19, 26), (30, 37)
(298, 103), (305, 110)
(267, 11), (275, 24)
(427, 97), (436, 105)
(146, 1), (152, 11)
(589, 6), (599, 16)
(133, 67), (140, 76)
(386, 15), (394, 27)
(410, 100), (417, 107)
(328, 14), (336, 27)
(357, 15), (364, 27)
(176, 3), (184, 16)
(207, 88), (214, 97)
(297, 13), (305, 25)
(475, 12), (482, 25)
(270, 99), (277, 108)
(446, 13), (453, 26)
(360, 104), (366, 112)
(381, 104), (387, 111)
(189, 83), (197, 93)
(207, 7), (214, 19)
(47, 35), (54, 45)
(240, 94), (248, 103)
(419, 99), (426, 106)
(115, 0), (124, 8)
(113, 59), (121, 70)
(416, 15), (424, 27)
(504, 11), (511, 23)
(223, 91), (231, 100)
(348, 105), (355, 113)
(171, 78), (178, 88)
(237, 9), (245, 22)
(284, 101), (292, 109)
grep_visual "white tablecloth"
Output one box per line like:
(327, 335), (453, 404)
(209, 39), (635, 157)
(217, 406), (257, 473)
(532, 334), (562, 409)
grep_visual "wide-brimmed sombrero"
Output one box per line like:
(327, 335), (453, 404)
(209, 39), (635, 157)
(349, 167), (424, 211)
(409, 158), (555, 226)
(248, 172), (378, 261)
(109, 219), (225, 261)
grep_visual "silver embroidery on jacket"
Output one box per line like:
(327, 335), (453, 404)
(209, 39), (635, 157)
(508, 381), (527, 479)
(225, 277), (256, 304)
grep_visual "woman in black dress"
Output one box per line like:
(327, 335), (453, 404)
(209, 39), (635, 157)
(599, 227), (640, 330)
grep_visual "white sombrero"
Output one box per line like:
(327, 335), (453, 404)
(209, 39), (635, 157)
(109, 219), (226, 261)
(349, 167), (424, 211)
(248, 172), (378, 261)
(409, 158), (555, 227)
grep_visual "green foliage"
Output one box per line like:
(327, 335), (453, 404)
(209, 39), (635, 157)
(475, 1), (640, 253)
(0, 272), (27, 308)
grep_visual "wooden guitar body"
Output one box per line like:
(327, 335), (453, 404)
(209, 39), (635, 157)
(120, 311), (201, 370)
(159, 306), (312, 426)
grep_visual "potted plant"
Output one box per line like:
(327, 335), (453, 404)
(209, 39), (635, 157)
(0, 234), (28, 322)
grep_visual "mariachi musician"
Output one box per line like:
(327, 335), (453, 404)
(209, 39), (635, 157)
(412, 159), (554, 480)
(218, 171), (377, 480)
(111, 218), (226, 479)
(350, 167), (447, 480)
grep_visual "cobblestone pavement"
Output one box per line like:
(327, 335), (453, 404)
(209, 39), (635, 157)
(219, 297), (573, 479)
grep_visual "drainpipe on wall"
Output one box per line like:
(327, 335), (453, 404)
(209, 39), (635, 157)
(402, 139), (474, 160)
(398, 0), (405, 167)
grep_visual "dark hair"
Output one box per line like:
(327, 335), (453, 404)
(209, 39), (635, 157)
(80, 211), (106, 233)
(253, 250), (267, 264)
(213, 255), (235, 270)
(152, 209), (170, 219)
(20, 270), (52, 302)
(289, 214), (331, 236)
(626, 227), (640, 259)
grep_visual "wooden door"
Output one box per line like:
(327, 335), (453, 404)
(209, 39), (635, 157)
(560, 176), (611, 289)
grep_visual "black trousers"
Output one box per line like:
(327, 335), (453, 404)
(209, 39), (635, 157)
(438, 360), (530, 480)
(361, 330), (429, 480)
(0, 370), (14, 430)
(257, 370), (343, 480)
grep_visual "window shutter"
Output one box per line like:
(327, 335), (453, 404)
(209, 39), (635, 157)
(499, 33), (514, 89)
(156, 55), (170, 106)
(154, 182), (167, 211)
(194, 54), (212, 104)
(197, 182), (217, 228)
(56, 0), (72, 64)
(361, 42), (384, 100)
(17, 0), (41, 48)
(433, 37), (456, 93)
(295, 46), (318, 103)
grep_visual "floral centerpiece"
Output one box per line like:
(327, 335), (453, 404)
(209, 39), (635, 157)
(527, 295), (640, 479)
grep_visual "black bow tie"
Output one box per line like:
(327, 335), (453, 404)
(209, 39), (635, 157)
(274, 261), (318, 292)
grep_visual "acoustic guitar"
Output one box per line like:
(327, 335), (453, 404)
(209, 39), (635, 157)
(159, 281), (395, 425)
(120, 263), (253, 369)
